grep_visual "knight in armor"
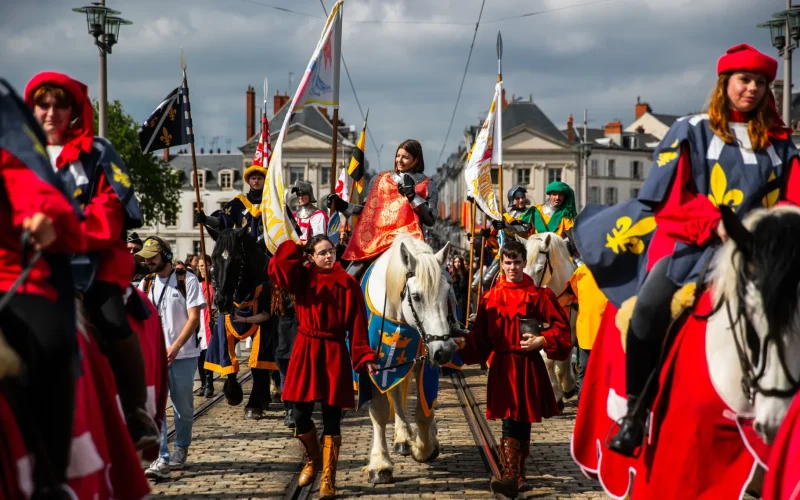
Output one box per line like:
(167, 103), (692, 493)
(326, 139), (438, 280)
(194, 162), (266, 246)
(25, 72), (159, 449)
(291, 180), (328, 243)
(608, 44), (800, 456)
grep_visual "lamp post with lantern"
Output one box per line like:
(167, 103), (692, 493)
(758, 3), (800, 126)
(72, 1), (132, 139)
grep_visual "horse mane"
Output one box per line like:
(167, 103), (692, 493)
(713, 205), (800, 335)
(212, 229), (241, 258)
(385, 233), (441, 309)
(526, 232), (573, 270)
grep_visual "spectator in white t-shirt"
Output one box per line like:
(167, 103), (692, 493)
(135, 237), (206, 479)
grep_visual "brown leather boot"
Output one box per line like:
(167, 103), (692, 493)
(490, 437), (521, 498)
(319, 435), (341, 499)
(518, 440), (530, 491)
(296, 426), (322, 487)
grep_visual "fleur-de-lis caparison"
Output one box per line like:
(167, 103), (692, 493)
(763, 171), (779, 208)
(605, 216), (656, 254)
(110, 163), (131, 188)
(707, 162), (743, 208)
(160, 127), (173, 146)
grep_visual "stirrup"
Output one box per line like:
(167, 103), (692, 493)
(605, 415), (646, 458)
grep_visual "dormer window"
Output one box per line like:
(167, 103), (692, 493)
(194, 170), (205, 189)
(220, 170), (233, 190)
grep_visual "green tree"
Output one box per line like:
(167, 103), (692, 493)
(93, 100), (181, 225)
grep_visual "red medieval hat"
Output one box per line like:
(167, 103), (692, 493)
(24, 71), (95, 168)
(717, 43), (778, 82)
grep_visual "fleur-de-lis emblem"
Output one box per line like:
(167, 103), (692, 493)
(605, 216), (656, 254)
(763, 171), (779, 208)
(160, 126), (172, 146)
(150, 116), (159, 128)
(168, 108), (177, 121)
(110, 162), (131, 188)
(657, 151), (678, 167)
(707, 162), (743, 208)
(223, 206), (232, 215)
(670, 139), (679, 148)
(73, 187), (83, 199)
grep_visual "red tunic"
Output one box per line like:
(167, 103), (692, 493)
(764, 394), (800, 500)
(460, 274), (571, 422)
(0, 149), (82, 301)
(268, 241), (377, 408)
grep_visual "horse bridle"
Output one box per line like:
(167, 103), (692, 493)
(534, 250), (554, 286)
(725, 276), (800, 405)
(399, 271), (452, 345)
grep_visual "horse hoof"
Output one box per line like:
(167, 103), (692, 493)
(564, 389), (577, 400)
(423, 445), (440, 463)
(224, 377), (243, 406)
(393, 442), (411, 456)
(368, 469), (393, 484)
(244, 407), (263, 420)
(558, 399), (565, 412)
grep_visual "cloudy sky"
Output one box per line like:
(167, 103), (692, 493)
(1, 0), (792, 174)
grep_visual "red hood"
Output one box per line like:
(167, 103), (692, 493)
(25, 71), (95, 168)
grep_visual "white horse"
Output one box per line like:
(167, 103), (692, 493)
(706, 205), (800, 443)
(362, 234), (456, 483)
(518, 232), (578, 408)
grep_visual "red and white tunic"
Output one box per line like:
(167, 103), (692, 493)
(294, 206), (328, 243)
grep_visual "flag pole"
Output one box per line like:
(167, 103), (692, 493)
(496, 31), (504, 217)
(329, 3), (343, 215)
(477, 211), (487, 301)
(465, 200), (477, 328)
(182, 49), (212, 307)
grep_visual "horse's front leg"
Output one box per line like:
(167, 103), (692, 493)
(410, 363), (439, 463)
(367, 391), (394, 484)
(542, 352), (565, 411)
(390, 377), (413, 456)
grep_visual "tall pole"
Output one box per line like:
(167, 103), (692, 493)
(477, 211), (487, 302)
(582, 108), (589, 208)
(98, 0), (108, 138)
(465, 201), (477, 328)
(182, 50), (212, 307)
(496, 31), (504, 217)
(329, 108), (339, 209)
(784, 0), (793, 125)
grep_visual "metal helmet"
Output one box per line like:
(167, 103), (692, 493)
(507, 185), (528, 206)
(290, 180), (317, 203)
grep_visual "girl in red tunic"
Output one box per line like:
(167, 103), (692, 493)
(457, 240), (572, 497)
(268, 235), (378, 500)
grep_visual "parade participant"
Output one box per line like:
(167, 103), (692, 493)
(496, 185), (534, 236)
(608, 43), (800, 456)
(137, 236), (206, 478)
(531, 181), (577, 237)
(0, 79), (85, 498)
(194, 165), (266, 246)
(268, 235), (379, 499)
(197, 254), (216, 398)
(128, 232), (149, 286)
(327, 139), (438, 279)
(291, 180), (328, 243)
(455, 240), (571, 497)
(127, 232), (143, 254)
(24, 71), (159, 449)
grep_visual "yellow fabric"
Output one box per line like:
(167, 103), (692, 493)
(569, 265), (609, 350)
(533, 205), (574, 237)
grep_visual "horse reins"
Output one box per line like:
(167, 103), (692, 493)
(0, 231), (42, 315)
(536, 250), (553, 286)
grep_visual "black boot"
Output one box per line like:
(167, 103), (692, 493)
(607, 394), (646, 457)
(204, 371), (214, 398)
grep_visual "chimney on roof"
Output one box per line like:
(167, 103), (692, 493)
(274, 90), (290, 116)
(200, 147), (204, 154)
(246, 86), (256, 143)
(635, 125), (645, 134)
(604, 120), (623, 146)
(566, 114), (575, 142)
(635, 96), (652, 120)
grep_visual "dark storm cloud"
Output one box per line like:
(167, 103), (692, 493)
(1, 0), (791, 172)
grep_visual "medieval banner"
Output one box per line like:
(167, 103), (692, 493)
(464, 82), (503, 221)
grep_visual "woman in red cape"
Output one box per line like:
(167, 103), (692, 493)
(268, 236), (378, 499)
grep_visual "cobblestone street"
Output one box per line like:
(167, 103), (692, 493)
(149, 366), (605, 499)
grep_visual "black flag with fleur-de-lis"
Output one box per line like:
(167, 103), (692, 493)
(138, 84), (194, 154)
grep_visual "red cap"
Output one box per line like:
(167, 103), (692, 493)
(717, 44), (778, 82)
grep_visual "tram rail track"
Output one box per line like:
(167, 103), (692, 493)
(450, 370), (508, 500)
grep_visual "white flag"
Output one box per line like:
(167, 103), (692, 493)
(334, 167), (350, 204)
(261, 1), (343, 253)
(464, 82), (503, 221)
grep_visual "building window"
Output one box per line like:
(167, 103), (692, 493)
(605, 187), (618, 205)
(193, 201), (204, 227)
(607, 159), (616, 178)
(589, 186), (601, 204)
(321, 166), (330, 187)
(164, 213), (178, 228)
(193, 240), (202, 255)
(547, 168), (562, 184)
(516, 168), (530, 186)
(220, 171), (233, 190)
(194, 170), (205, 189)
(490, 167), (498, 184)
(631, 161), (642, 180)
(590, 159), (599, 177)
(630, 188), (640, 199)
(289, 166), (305, 185)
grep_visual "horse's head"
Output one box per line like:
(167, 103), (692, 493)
(212, 227), (259, 315)
(517, 233), (575, 292)
(387, 235), (456, 366)
(714, 205), (800, 442)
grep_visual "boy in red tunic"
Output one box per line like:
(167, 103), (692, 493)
(269, 235), (378, 499)
(457, 240), (571, 497)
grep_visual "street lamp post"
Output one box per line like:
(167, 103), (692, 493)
(72, 2), (132, 139)
(758, 3), (800, 126)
